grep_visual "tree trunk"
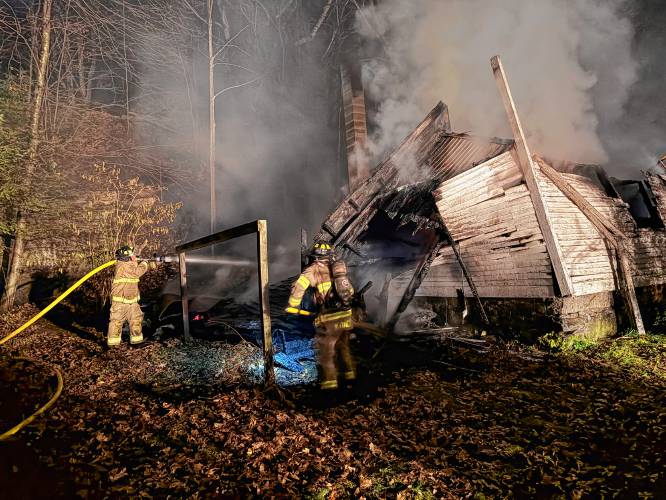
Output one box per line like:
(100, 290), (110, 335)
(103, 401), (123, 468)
(0, 0), (53, 312)
(208, 0), (216, 236)
(85, 59), (96, 103)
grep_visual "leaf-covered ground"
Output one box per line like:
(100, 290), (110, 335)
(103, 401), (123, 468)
(1, 307), (665, 498)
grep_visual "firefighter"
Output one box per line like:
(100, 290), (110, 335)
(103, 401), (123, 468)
(107, 245), (156, 347)
(286, 241), (355, 390)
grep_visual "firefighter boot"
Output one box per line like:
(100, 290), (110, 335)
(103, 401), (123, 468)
(107, 321), (123, 347)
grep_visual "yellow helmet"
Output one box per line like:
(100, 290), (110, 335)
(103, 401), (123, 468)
(115, 245), (134, 261)
(310, 241), (333, 259)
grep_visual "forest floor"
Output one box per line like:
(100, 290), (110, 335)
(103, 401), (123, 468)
(1, 304), (665, 499)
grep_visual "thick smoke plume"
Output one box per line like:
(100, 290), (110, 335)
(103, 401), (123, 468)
(356, 0), (656, 175)
(132, 2), (342, 284)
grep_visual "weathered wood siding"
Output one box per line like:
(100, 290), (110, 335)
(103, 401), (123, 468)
(536, 169), (627, 295)
(646, 173), (666, 225)
(627, 230), (666, 287)
(404, 150), (556, 298)
(537, 166), (666, 294)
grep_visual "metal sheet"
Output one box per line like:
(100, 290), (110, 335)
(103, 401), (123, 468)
(428, 133), (513, 182)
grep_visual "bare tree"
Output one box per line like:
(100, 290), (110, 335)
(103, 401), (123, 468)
(0, 0), (53, 312)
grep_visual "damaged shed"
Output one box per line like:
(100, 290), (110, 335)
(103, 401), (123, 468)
(317, 57), (666, 338)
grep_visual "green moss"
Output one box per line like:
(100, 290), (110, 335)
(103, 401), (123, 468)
(540, 325), (666, 379)
(598, 332), (666, 379)
(308, 487), (330, 500)
(538, 332), (596, 353)
(409, 481), (436, 499)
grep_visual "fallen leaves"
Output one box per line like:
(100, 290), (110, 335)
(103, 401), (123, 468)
(1, 318), (666, 497)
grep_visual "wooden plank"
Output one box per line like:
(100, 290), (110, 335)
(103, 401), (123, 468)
(176, 220), (259, 253)
(566, 255), (614, 266)
(178, 252), (190, 340)
(573, 281), (615, 296)
(511, 246), (549, 256)
(438, 165), (494, 191)
(438, 188), (506, 214)
(491, 56), (572, 296)
(453, 222), (516, 242)
(256, 220), (275, 386)
(559, 240), (607, 250)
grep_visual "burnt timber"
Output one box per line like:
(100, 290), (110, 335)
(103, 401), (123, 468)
(317, 59), (666, 337)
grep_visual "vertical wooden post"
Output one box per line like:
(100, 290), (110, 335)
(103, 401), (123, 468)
(490, 55), (573, 296)
(256, 220), (275, 385)
(178, 252), (191, 340)
(207, 0), (217, 238)
(300, 228), (308, 272)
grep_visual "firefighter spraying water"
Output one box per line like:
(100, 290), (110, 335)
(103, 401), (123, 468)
(106, 245), (159, 346)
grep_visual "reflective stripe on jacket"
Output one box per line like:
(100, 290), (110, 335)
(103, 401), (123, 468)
(111, 260), (148, 303)
(286, 260), (353, 327)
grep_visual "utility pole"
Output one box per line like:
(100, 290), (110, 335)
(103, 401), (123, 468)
(208, 0), (216, 236)
(1, 0), (53, 312)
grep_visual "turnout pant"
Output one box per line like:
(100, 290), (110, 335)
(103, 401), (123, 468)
(107, 302), (144, 346)
(315, 321), (355, 390)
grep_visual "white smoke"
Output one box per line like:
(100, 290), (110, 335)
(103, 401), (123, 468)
(356, 0), (639, 169)
(131, 1), (342, 283)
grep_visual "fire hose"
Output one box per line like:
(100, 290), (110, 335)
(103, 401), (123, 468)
(0, 259), (117, 441)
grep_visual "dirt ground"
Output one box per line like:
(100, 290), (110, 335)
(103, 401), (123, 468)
(1, 307), (665, 498)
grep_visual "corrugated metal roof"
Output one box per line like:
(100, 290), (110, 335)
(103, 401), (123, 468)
(428, 133), (513, 181)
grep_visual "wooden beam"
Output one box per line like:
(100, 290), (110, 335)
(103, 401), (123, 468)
(256, 220), (275, 385)
(175, 219), (278, 376)
(178, 252), (191, 340)
(534, 157), (646, 334)
(442, 229), (490, 326)
(490, 55), (573, 296)
(175, 220), (258, 254)
(300, 228), (308, 272)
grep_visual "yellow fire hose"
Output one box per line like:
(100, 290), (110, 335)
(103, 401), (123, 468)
(0, 359), (63, 441)
(0, 259), (116, 440)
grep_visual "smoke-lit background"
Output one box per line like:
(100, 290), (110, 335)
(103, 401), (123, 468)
(356, 0), (666, 174)
(146, 0), (665, 284)
(6, 0), (660, 283)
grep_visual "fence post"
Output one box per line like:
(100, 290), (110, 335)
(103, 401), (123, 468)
(257, 220), (275, 385)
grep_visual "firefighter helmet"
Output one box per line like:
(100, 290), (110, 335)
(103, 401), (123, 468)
(115, 245), (134, 262)
(310, 241), (333, 259)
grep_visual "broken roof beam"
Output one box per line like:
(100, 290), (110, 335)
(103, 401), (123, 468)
(318, 102), (450, 242)
(490, 55), (573, 296)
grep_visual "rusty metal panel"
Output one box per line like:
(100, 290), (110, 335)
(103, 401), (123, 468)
(428, 133), (512, 182)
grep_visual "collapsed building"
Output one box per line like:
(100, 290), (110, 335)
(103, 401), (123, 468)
(316, 57), (666, 339)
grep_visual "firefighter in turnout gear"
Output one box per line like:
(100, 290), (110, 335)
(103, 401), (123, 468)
(286, 241), (356, 390)
(107, 245), (156, 347)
